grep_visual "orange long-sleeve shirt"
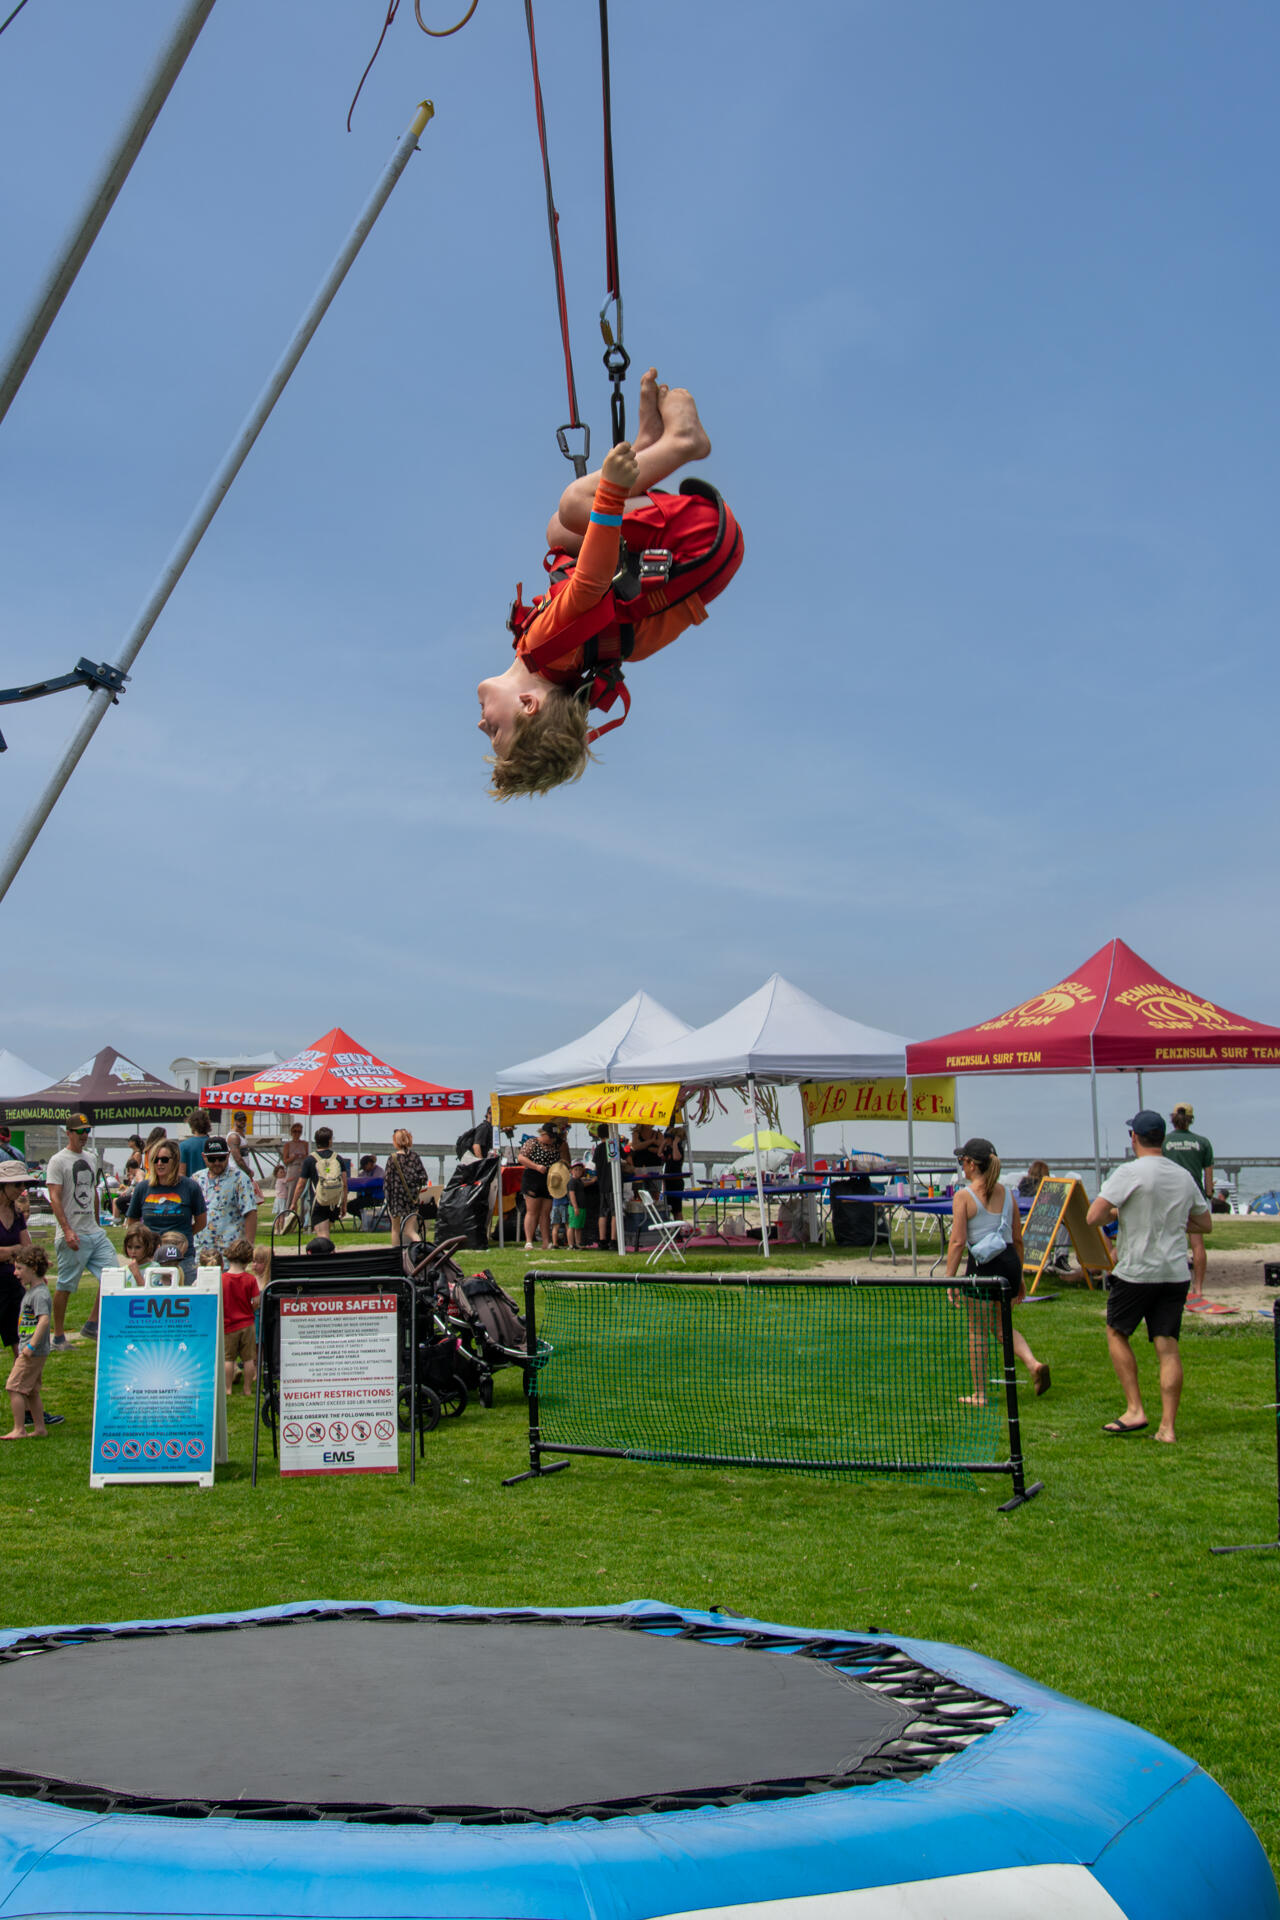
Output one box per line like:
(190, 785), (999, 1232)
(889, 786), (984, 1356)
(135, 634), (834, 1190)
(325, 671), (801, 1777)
(516, 478), (706, 681)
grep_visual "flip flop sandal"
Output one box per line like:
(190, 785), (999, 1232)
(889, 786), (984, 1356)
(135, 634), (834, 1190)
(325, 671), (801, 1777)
(1102, 1419), (1148, 1436)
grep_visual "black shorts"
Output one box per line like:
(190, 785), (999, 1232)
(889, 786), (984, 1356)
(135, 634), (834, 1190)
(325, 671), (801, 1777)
(1106, 1276), (1190, 1342)
(311, 1203), (340, 1228)
(0, 1275), (21, 1349)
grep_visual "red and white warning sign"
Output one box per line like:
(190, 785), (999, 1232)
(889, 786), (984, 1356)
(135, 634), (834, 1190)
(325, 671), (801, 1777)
(278, 1293), (398, 1477)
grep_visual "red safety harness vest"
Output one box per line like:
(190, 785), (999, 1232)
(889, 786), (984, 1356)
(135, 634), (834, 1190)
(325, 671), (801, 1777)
(507, 478), (743, 743)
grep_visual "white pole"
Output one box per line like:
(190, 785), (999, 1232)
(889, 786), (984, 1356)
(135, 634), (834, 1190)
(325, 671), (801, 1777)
(609, 1124), (627, 1258)
(683, 1100), (698, 1235)
(0, 0), (219, 428)
(748, 1075), (770, 1259)
(0, 99), (435, 906)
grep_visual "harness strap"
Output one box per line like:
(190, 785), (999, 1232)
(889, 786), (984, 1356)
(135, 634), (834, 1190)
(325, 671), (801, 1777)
(597, 0), (628, 445)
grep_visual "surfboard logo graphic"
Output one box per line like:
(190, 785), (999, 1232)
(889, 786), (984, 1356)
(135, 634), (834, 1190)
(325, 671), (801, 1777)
(1114, 984), (1249, 1032)
(976, 981), (1095, 1031)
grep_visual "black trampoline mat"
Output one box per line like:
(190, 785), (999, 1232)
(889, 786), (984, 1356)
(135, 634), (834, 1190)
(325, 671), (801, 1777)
(2, 1620), (914, 1811)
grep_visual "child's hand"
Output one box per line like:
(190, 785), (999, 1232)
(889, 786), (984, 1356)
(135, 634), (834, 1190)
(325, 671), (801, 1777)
(602, 441), (640, 493)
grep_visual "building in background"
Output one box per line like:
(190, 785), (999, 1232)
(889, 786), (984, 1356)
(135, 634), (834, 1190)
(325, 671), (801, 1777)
(170, 1053), (283, 1096)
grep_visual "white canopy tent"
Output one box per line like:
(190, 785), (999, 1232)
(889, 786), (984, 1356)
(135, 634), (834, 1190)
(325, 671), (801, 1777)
(492, 991), (693, 1249)
(494, 990), (692, 1097)
(621, 974), (912, 1256)
(0, 1048), (52, 1100)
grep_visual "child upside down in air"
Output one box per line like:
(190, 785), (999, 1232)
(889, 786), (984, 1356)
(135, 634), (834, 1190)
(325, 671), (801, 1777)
(478, 373), (743, 798)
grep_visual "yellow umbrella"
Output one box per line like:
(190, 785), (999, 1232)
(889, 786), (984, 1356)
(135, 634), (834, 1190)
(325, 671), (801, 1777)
(731, 1130), (799, 1152)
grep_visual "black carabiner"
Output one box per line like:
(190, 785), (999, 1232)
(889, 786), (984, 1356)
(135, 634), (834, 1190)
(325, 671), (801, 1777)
(603, 340), (630, 446)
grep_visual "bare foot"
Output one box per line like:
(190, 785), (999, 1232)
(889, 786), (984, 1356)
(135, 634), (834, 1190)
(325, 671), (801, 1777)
(958, 1393), (987, 1407)
(633, 368), (662, 451)
(658, 386), (711, 461)
(1, 1430), (26, 1440)
(1154, 1427), (1176, 1443)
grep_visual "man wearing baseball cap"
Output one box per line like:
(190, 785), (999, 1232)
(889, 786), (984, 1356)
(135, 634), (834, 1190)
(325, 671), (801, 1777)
(194, 1137), (258, 1262)
(1162, 1101), (1214, 1304)
(1087, 1110), (1212, 1442)
(46, 1114), (113, 1348)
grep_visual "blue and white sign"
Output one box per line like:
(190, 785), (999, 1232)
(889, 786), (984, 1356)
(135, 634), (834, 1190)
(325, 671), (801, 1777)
(90, 1268), (227, 1489)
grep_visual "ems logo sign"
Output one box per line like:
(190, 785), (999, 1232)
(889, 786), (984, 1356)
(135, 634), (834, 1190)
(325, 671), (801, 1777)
(277, 1293), (399, 1478)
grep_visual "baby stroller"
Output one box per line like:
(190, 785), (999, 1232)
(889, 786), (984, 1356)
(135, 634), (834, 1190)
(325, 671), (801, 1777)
(399, 1235), (494, 1428)
(442, 1270), (531, 1381)
(402, 1234), (537, 1394)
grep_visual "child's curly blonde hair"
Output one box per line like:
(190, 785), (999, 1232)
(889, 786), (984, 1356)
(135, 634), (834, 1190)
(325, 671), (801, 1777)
(487, 686), (594, 800)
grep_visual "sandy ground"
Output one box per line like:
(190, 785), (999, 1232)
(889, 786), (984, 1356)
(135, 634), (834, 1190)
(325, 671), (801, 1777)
(763, 1245), (1279, 1325)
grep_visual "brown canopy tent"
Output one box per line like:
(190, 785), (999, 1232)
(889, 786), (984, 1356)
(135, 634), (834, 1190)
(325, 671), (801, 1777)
(0, 1045), (196, 1129)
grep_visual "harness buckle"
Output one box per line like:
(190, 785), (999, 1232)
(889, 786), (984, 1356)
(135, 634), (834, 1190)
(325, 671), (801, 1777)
(638, 548), (673, 584)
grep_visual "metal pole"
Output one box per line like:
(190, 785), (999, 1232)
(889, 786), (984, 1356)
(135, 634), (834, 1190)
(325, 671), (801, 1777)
(0, 98), (435, 906)
(1089, 1051), (1102, 1191)
(0, 0), (219, 429)
(494, 1091), (506, 1250)
(748, 1075), (770, 1259)
(802, 1114), (817, 1244)
(906, 1075), (918, 1275)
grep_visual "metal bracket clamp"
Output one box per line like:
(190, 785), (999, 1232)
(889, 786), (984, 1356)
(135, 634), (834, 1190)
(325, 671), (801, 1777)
(0, 658), (129, 751)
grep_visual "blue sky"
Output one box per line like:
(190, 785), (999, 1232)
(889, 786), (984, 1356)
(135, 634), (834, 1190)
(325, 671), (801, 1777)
(1, 1), (1277, 1165)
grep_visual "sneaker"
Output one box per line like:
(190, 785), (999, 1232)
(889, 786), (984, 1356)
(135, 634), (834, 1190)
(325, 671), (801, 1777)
(80, 1321), (99, 1339)
(51, 1334), (68, 1350)
(26, 1412), (64, 1427)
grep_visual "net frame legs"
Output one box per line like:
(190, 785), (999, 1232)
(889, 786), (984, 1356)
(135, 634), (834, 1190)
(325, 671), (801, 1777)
(503, 1272), (572, 1484)
(508, 1272), (1042, 1510)
(997, 1278), (1042, 1508)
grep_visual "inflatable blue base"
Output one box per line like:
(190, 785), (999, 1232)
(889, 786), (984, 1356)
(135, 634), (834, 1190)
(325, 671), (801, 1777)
(0, 1599), (1274, 1920)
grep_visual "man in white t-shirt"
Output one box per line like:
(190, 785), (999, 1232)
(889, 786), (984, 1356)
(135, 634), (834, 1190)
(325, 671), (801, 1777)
(45, 1113), (114, 1348)
(1087, 1109), (1212, 1444)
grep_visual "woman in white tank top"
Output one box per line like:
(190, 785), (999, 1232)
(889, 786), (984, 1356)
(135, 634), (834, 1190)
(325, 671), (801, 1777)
(945, 1136), (1050, 1405)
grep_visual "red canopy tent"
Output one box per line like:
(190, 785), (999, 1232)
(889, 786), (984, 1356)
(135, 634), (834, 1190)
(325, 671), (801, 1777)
(906, 939), (1280, 1183)
(199, 1028), (472, 1132)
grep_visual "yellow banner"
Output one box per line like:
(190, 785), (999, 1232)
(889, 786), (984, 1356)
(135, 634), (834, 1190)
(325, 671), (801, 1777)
(492, 1092), (528, 1132)
(515, 1082), (681, 1127)
(801, 1076), (956, 1127)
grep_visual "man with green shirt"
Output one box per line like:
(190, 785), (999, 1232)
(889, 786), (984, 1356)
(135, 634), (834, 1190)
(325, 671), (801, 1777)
(1163, 1101), (1213, 1300)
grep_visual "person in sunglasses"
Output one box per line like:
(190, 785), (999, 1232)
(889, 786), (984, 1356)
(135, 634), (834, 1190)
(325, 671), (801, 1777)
(126, 1140), (207, 1285)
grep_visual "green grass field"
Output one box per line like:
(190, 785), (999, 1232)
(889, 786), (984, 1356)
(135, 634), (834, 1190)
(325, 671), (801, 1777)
(3, 1226), (1278, 1871)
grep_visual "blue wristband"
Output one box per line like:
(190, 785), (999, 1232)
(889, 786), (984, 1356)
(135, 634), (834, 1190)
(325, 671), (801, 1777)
(589, 510), (624, 526)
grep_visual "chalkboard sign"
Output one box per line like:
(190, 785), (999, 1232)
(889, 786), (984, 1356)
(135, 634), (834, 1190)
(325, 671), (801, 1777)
(1022, 1177), (1113, 1292)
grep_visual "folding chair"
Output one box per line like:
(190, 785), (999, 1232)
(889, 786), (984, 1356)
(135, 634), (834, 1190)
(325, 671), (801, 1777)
(641, 1190), (698, 1266)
